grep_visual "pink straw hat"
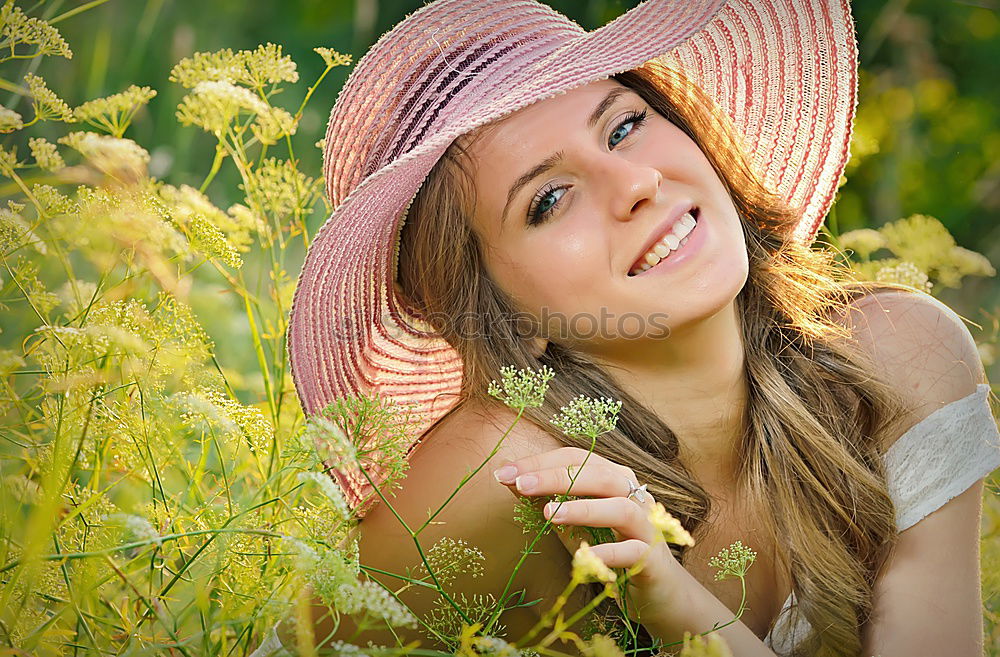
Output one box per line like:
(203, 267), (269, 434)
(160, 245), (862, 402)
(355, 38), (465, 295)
(288, 0), (858, 519)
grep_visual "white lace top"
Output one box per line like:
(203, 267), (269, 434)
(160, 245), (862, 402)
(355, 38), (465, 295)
(765, 383), (1000, 655)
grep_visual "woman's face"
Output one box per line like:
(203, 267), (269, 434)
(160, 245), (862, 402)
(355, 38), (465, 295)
(463, 78), (749, 353)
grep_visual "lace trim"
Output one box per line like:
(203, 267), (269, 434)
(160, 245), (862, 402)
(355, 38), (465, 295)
(766, 383), (1000, 654)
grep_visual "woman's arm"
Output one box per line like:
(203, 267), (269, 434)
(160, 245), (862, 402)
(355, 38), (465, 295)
(846, 289), (988, 656)
(285, 399), (594, 655)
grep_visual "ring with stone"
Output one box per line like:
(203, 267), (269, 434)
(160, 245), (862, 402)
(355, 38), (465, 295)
(625, 478), (651, 505)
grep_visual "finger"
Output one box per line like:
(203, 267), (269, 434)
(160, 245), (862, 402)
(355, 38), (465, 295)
(512, 463), (648, 504)
(544, 497), (657, 544)
(492, 446), (629, 484)
(586, 538), (654, 570)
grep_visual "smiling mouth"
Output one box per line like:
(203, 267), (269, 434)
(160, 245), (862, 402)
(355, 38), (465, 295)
(627, 207), (700, 276)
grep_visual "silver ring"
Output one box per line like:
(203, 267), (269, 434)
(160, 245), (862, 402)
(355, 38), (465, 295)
(625, 478), (650, 504)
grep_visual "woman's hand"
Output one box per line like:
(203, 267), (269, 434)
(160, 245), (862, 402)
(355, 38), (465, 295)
(492, 446), (694, 629)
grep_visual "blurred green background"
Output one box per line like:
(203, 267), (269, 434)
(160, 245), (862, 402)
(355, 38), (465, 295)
(10, 0), (997, 384)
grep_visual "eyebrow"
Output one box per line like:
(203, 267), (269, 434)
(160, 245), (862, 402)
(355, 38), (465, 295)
(500, 87), (631, 227)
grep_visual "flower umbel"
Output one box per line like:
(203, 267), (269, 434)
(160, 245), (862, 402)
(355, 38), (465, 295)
(707, 540), (757, 581)
(677, 631), (734, 657)
(647, 502), (695, 547)
(23, 72), (75, 122)
(572, 541), (617, 585)
(73, 85), (157, 137)
(487, 365), (555, 410)
(550, 395), (622, 439)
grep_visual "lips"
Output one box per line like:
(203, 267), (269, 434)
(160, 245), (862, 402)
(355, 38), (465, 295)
(628, 203), (698, 274)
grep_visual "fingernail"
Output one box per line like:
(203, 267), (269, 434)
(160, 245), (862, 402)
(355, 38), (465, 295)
(515, 474), (538, 493)
(545, 502), (566, 521)
(493, 465), (517, 484)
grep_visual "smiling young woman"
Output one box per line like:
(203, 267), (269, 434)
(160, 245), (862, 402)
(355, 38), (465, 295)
(283, 1), (1000, 656)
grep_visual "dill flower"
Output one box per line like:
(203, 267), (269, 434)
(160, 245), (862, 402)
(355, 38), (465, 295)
(73, 85), (157, 137)
(23, 72), (75, 122)
(572, 541), (617, 585)
(469, 635), (522, 656)
(838, 228), (886, 260)
(339, 579), (418, 629)
(103, 512), (162, 546)
(413, 536), (486, 586)
(487, 365), (555, 409)
(315, 137), (326, 151)
(0, 203), (44, 254)
(241, 157), (320, 218)
(239, 42), (299, 87)
(950, 246), (995, 278)
(582, 634), (626, 657)
(314, 47), (353, 68)
(159, 183), (245, 267)
(647, 502), (695, 547)
(0, 0), (72, 59)
(281, 536), (360, 604)
(176, 79), (267, 135)
(707, 540), (757, 582)
(32, 184), (77, 216)
(58, 131), (150, 183)
(325, 641), (376, 656)
(875, 260), (932, 294)
(28, 137), (65, 171)
(0, 143), (18, 176)
(677, 631), (734, 657)
(0, 107), (23, 132)
(297, 471), (351, 522)
(169, 48), (245, 88)
(550, 395), (622, 439)
(302, 415), (358, 466)
(0, 349), (25, 376)
(252, 105), (298, 145)
(879, 214), (954, 273)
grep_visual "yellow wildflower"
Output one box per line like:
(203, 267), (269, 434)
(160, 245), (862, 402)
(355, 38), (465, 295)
(572, 540), (617, 584)
(251, 104), (298, 145)
(950, 246), (995, 278)
(314, 47), (353, 68)
(241, 157), (321, 219)
(647, 502), (695, 546)
(838, 228), (886, 260)
(678, 631), (734, 657)
(0, 107), (23, 132)
(0, 144), (18, 177)
(28, 137), (64, 171)
(875, 260), (932, 294)
(0, 0), (72, 59)
(73, 85), (157, 137)
(169, 43), (298, 89)
(57, 131), (150, 182)
(582, 633), (625, 657)
(879, 214), (954, 273)
(23, 72), (75, 122)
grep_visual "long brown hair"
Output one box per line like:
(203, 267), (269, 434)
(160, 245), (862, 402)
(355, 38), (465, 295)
(397, 60), (918, 657)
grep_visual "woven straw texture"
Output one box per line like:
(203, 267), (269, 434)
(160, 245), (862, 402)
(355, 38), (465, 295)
(287, 0), (858, 520)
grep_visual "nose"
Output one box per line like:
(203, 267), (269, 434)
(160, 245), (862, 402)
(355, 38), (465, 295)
(594, 154), (662, 222)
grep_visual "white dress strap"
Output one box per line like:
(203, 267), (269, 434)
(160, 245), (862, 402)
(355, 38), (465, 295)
(883, 383), (1000, 532)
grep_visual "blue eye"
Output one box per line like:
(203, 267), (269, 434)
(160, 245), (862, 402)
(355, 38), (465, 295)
(526, 108), (649, 226)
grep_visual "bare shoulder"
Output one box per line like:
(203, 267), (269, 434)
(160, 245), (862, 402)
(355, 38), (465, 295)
(328, 396), (588, 652)
(838, 287), (986, 444)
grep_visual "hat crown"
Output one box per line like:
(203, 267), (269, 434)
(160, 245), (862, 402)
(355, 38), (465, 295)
(322, 0), (584, 210)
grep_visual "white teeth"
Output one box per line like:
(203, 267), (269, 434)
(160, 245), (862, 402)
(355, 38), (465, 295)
(630, 211), (699, 276)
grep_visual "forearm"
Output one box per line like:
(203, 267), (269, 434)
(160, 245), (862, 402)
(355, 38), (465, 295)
(642, 560), (780, 657)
